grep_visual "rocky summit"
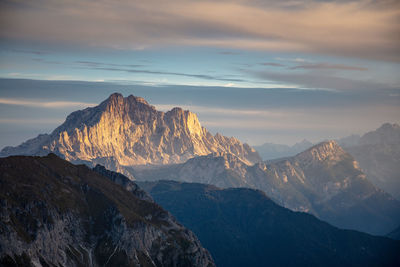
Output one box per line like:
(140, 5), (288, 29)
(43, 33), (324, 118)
(0, 93), (261, 178)
(0, 154), (215, 267)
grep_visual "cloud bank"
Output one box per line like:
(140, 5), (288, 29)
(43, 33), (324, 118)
(0, 98), (96, 108)
(1, 0), (399, 61)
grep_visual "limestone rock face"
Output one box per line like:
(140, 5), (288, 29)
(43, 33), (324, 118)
(0, 93), (261, 177)
(295, 140), (348, 165)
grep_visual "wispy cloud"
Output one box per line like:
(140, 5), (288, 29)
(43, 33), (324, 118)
(1, 0), (399, 61)
(0, 98), (96, 108)
(9, 49), (50, 56)
(83, 66), (252, 83)
(75, 61), (143, 68)
(218, 51), (240, 55)
(250, 71), (396, 91)
(260, 62), (286, 67)
(0, 118), (63, 124)
(275, 57), (311, 63)
(290, 63), (368, 71)
(154, 104), (288, 118)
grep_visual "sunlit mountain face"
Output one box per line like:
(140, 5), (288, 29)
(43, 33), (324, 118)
(1, 0), (399, 266)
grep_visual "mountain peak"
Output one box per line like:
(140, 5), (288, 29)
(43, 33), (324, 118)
(296, 140), (347, 163)
(1, 93), (261, 175)
(379, 122), (400, 131)
(104, 93), (152, 109)
(108, 92), (123, 100)
(360, 122), (400, 145)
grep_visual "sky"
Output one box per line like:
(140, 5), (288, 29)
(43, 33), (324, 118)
(0, 0), (399, 149)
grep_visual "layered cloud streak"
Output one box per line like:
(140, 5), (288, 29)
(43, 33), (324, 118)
(1, 0), (399, 61)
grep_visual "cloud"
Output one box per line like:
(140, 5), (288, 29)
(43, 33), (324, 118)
(83, 66), (252, 83)
(218, 51), (240, 55)
(154, 104), (288, 118)
(9, 49), (49, 55)
(275, 57), (311, 63)
(290, 63), (368, 71)
(250, 70), (397, 91)
(0, 0), (399, 61)
(223, 83), (235, 87)
(260, 62), (286, 67)
(0, 98), (96, 108)
(0, 118), (63, 124)
(75, 61), (143, 68)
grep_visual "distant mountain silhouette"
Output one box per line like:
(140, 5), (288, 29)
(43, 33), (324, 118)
(254, 139), (313, 160)
(387, 225), (400, 240)
(339, 123), (400, 199)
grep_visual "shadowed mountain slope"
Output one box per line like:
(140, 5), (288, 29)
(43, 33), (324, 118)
(139, 180), (400, 267)
(0, 154), (214, 267)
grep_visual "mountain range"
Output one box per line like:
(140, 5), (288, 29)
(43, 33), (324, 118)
(254, 123), (400, 201)
(1, 93), (399, 236)
(138, 180), (400, 267)
(0, 154), (214, 267)
(133, 141), (400, 235)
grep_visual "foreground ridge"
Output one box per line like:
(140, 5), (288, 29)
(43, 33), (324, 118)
(0, 154), (215, 267)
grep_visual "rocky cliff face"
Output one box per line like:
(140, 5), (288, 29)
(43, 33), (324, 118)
(133, 141), (400, 235)
(0, 93), (261, 178)
(0, 154), (215, 267)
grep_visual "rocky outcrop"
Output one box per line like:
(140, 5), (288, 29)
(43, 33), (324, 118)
(0, 93), (261, 178)
(0, 154), (215, 267)
(133, 141), (400, 235)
